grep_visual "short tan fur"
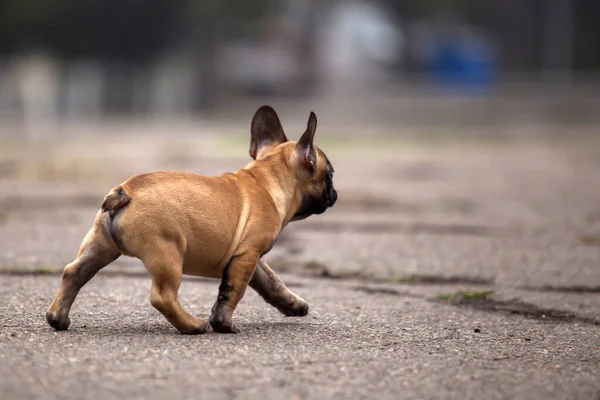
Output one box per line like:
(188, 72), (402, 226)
(46, 105), (337, 334)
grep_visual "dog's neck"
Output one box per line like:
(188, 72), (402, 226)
(243, 158), (299, 226)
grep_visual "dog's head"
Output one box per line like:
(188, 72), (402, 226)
(249, 105), (338, 221)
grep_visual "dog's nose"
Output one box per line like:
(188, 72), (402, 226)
(330, 189), (338, 206)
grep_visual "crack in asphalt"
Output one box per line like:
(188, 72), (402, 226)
(351, 285), (424, 299)
(270, 259), (495, 286)
(291, 221), (507, 237)
(442, 297), (600, 326)
(354, 284), (600, 326)
(381, 274), (494, 286)
(520, 285), (600, 294)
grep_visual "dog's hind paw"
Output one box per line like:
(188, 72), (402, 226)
(279, 301), (309, 317)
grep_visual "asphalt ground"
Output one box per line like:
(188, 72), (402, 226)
(1, 126), (599, 399)
(1, 274), (598, 400)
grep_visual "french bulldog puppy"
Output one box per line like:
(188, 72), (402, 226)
(46, 105), (337, 334)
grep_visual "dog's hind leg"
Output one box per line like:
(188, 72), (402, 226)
(143, 244), (210, 334)
(46, 215), (121, 331)
(249, 258), (309, 317)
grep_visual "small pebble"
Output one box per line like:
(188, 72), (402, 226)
(474, 328), (481, 333)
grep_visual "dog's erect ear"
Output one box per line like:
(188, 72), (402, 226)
(250, 105), (288, 159)
(294, 111), (317, 171)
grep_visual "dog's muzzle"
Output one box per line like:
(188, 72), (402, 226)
(326, 187), (338, 208)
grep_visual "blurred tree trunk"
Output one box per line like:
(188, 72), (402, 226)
(542, 0), (572, 82)
(187, 1), (221, 113)
(486, 0), (542, 72)
(294, 0), (320, 96)
(572, 0), (600, 72)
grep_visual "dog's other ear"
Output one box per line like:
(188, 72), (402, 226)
(250, 105), (288, 159)
(294, 111), (317, 171)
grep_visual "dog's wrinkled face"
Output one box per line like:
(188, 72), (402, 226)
(291, 147), (337, 221)
(249, 105), (338, 222)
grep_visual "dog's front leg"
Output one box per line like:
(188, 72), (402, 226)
(209, 253), (258, 333)
(249, 258), (309, 317)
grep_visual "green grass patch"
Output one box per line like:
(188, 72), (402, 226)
(2, 265), (58, 275)
(461, 290), (495, 299)
(435, 292), (455, 301)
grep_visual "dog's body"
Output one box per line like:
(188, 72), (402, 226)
(46, 106), (337, 334)
(104, 169), (281, 279)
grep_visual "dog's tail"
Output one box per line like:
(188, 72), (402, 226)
(101, 186), (131, 214)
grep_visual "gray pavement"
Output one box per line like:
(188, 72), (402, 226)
(1, 274), (598, 400)
(1, 126), (600, 399)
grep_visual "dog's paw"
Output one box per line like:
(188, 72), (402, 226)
(212, 323), (239, 334)
(46, 312), (70, 331)
(279, 300), (309, 317)
(178, 319), (210, 335)
(209, 313), (239, 334)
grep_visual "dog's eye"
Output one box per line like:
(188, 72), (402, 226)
(326, 172), (333, 185)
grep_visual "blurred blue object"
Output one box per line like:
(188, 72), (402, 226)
(428, 34), (497, 92)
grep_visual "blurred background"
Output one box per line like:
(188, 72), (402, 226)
(1, 0), (600, 133)
(0, 0), (599, 290)
(2, 4), (600, 395)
